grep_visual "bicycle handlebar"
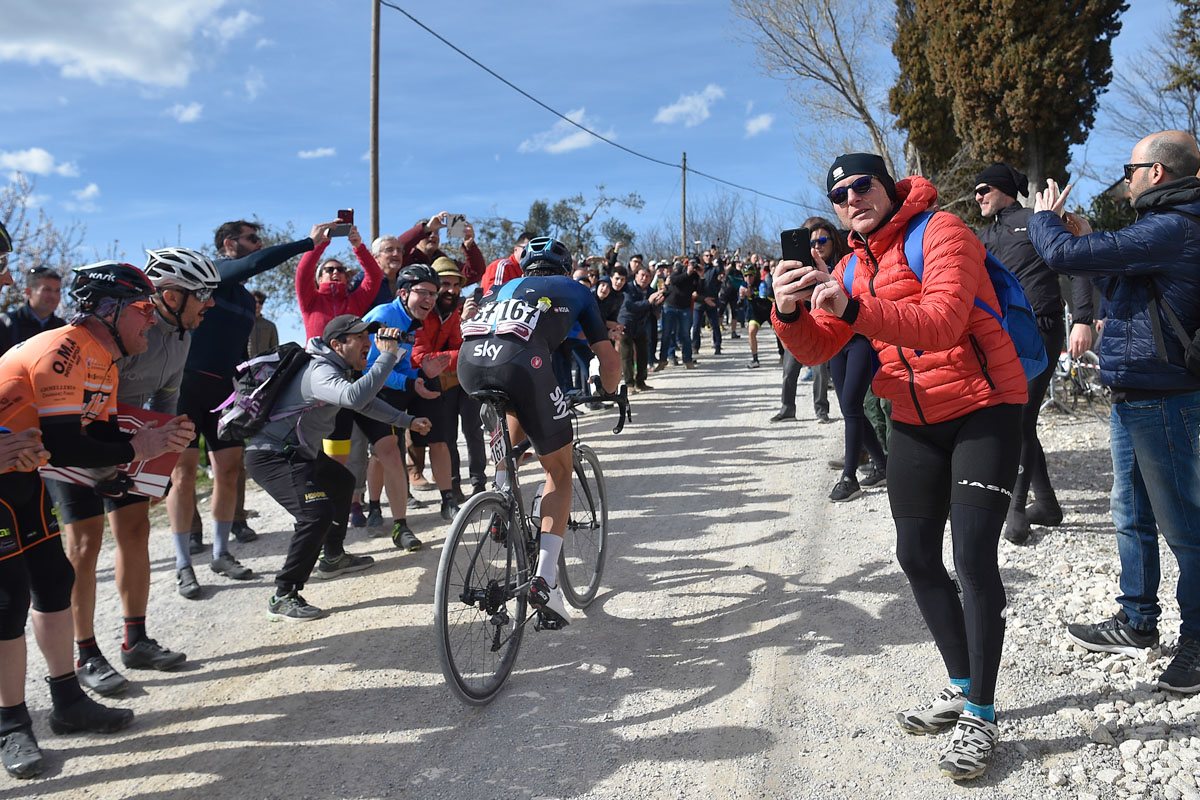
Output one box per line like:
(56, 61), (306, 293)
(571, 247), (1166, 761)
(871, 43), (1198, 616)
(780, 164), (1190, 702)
(570, 378), (631, 435)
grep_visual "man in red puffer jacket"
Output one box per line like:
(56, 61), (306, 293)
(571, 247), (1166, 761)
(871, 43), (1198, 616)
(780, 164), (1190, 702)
(772, 153), (1026, 783)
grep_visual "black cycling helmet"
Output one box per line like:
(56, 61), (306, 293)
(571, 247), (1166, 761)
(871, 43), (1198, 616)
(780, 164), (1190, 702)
(520, 236), (572, 275)
(70, 262), (156, 357)
(396, 263), (439, 291)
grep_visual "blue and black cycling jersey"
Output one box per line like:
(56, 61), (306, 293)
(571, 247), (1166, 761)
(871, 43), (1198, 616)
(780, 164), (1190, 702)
(461, 275), (608, 351)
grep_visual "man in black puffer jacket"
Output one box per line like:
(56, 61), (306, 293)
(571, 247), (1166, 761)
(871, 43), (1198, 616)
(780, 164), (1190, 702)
(975, 163), (1096, 544)
(1030, 129), (1200, 695)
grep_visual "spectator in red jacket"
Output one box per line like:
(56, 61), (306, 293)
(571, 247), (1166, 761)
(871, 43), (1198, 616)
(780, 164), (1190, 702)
(295, 225), (382, 340)
(481, 230), (534, 294)
(397, 212), (485, 285)
(773, 153), (1026, 781)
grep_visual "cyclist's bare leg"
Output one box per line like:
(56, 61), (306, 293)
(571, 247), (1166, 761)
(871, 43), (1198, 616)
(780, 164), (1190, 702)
(429, 442), (452, 491)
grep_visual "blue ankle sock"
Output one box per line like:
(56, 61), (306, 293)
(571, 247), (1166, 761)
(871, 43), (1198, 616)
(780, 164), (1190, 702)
(213, 520), (233, 558)
(950, 677), (970, 693)
(964, 701), (995, 722)
(173, 532), (192, 569)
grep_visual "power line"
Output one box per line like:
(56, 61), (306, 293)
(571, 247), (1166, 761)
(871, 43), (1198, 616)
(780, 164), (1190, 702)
(380, 2), (806, 209)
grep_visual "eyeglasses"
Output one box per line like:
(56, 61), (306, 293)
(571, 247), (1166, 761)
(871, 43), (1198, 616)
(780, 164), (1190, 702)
(408, 287), (437, 299)
(975, 184), (992, 196)
(1123, 162), (1172, 181)
(190, 287), (214, 302)
(827, 175), (875, 206)
(321, 265), (347, 274)
(129, 299), (157, 317)
(234, 232), (261, 244)
(810, 237), (830, 246)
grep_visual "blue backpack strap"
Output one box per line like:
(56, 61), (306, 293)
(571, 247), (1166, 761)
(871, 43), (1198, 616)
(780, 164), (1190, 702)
(842, 255), (857, 293)
(902, 210), (935, 280)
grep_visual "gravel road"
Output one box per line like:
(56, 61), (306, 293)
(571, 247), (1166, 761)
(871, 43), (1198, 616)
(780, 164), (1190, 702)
(7, 331), (1199, 800)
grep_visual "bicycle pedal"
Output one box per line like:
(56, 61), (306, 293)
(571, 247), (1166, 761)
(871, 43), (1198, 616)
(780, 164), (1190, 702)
(533, 611), (564, 632)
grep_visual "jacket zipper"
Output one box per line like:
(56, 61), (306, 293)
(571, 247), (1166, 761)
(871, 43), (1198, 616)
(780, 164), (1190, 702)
(896, 346), (928, 425)
(969, 334), (996, 389)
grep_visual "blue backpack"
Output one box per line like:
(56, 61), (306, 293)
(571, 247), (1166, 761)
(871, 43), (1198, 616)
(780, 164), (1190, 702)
(841, 210), (1047, 380)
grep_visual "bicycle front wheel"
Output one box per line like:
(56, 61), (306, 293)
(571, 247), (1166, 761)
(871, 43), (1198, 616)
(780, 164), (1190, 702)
(1074, 350), (1112, 422)
(434, 491), (528, 705)
(558, 444), (609, 609)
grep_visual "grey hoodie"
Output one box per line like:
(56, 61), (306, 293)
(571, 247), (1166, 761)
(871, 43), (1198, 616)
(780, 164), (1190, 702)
(246, 336), (414, 459)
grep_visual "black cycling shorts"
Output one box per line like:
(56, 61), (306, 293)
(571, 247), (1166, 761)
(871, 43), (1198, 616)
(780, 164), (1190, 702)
(459, 341), (573, 456)
(179, 370), (243, 452)
(408, 384), (458, 447)
(0, 472), (60, 564)
(354, 387), (413, 445)
(44, 477), (146, 526)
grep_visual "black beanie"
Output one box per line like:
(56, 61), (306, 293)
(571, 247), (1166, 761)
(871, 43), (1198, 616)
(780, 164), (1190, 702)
(975, 163), (1028, 199)
(827, 153), (897, 201)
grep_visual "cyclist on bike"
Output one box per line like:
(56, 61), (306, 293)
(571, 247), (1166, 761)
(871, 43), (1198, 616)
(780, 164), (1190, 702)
(459, 236), (621, 626)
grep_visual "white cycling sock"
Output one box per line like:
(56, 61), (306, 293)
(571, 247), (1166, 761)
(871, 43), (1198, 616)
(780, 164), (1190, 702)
(536, 533), (562, 586)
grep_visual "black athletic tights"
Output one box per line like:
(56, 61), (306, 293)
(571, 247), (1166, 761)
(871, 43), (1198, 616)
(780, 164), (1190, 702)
(829, 335), (886, 478)
(888, 403), (1022, 707)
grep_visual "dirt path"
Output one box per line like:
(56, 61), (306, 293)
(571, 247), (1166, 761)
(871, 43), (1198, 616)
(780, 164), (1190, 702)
(7, 332), (1123, 800)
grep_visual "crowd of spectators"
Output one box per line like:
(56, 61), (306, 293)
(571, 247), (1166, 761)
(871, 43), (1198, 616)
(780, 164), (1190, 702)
(3, 127), (1200, 786)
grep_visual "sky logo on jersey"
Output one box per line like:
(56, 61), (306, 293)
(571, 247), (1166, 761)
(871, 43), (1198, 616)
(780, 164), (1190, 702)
(472, 341), (503, 360)
(549, 385), (569, 420)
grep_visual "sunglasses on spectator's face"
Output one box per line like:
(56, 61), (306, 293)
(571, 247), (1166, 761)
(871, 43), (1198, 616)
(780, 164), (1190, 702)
(810, 236), (830, 246)
(322, 265), (347, 274)
(827, 175), (875, 206)
(975, 185), (992, 197)
(1123, 162), (1163, 181)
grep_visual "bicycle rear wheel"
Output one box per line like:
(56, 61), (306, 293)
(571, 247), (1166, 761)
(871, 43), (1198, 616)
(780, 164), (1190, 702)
(1074, 350), (1112, 422)
(434, 491), (528, 705)
(558, 444), (608, 609)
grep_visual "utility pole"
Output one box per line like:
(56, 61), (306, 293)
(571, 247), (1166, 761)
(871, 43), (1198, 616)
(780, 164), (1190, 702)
(369, 0), (381, 241)
(680, 152), (687, 257)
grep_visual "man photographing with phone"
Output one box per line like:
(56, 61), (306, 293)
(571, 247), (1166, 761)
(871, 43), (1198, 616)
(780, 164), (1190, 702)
(398, 211), (486, 286)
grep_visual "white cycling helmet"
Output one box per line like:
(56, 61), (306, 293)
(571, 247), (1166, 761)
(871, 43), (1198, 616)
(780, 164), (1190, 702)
(143, 247), (220, 291)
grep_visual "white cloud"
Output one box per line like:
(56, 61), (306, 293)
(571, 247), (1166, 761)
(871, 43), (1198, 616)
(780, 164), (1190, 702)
(16, 193), (50, 209)
(746, 100), (755, 114)
(744, 113), (774, 138)
(654, 84), (725, 127)
(298, 147), (336, 159)
(167, 102), (203, 123)
(518, 108), (613, 155)
(64, 182), (100, 213)
(245, 66), (265, 100)
(0, 148), (79, 179)
(0, 1), (239, 88)
(210, 10), (260, 43)
(254, 38), (274, 50)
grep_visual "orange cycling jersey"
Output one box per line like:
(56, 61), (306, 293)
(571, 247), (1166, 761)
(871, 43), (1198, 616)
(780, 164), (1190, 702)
(0, 324), (119, 436)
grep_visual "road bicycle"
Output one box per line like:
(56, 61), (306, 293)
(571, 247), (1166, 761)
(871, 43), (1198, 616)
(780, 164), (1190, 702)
(1044, 347), (1111, 421)
(434, 385), (630, 705)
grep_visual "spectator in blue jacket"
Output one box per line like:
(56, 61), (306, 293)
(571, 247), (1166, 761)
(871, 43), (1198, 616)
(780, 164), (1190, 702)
(1030, 129), (1200, 694)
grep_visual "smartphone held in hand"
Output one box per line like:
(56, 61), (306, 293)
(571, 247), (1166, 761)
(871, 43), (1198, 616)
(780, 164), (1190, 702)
(332, 209), (354, 237)
(444, 214), (468, 239)
(780, 227), (815, 267)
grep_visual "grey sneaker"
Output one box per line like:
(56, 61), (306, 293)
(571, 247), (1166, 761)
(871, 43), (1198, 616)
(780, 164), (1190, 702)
(314, 551), (375, 580)
(267, 592), (325, 622)
(210, 553), (254, 580)
(895, 686), (966, 734)
(365, 505), (384, 529)
(76, 655), (129, 696)
(938, 712), (999, 781)
(120, 638), (186, 671)
(176, 565), (201, 599)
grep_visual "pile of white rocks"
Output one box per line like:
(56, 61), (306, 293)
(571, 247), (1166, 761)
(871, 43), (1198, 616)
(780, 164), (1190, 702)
(993, 413), (1200, 799)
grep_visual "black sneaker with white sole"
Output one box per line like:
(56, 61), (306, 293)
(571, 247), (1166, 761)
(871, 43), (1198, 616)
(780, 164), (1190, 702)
(1066, 611), (1159, 656)
(315, 551), (375, 580)
(1158, 636), (1200, 693)
(267, 592), (325, 622)
(829, 476), (862, 502)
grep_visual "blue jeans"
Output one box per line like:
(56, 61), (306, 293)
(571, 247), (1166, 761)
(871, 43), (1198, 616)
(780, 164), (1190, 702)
(659, 306), (693, 364)
(692, 302), (722, 352)
(1110, 391), (1200, 639)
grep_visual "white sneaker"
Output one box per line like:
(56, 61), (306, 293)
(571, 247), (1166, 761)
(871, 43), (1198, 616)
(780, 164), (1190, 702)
(528, 576), (571, 627)
(895, 685), (966, 734)
(938, 711), (998, 781)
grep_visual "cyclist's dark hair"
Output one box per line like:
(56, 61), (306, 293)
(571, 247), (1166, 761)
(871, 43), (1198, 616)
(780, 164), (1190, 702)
(517, 231), (536, 245)
(214, 220), (260, 251)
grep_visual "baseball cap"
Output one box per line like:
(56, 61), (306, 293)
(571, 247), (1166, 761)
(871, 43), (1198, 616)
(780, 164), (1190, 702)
(323, 314), (381, 341)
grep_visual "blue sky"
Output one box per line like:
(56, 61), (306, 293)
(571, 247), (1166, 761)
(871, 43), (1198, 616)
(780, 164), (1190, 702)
(0, 0), (1175, 277)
